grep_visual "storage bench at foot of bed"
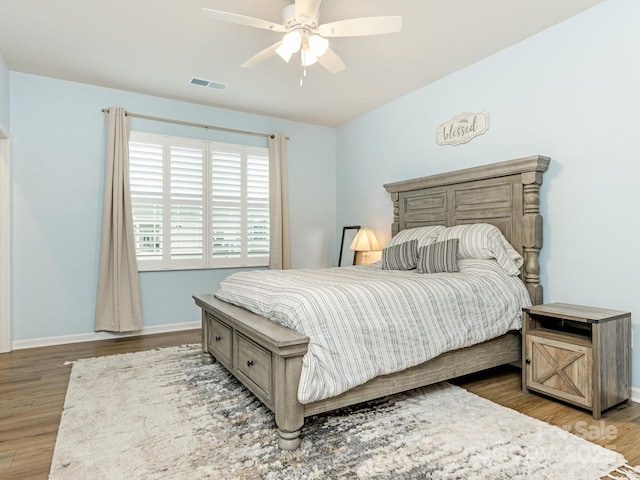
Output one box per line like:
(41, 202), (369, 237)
(194, 293), (310, 450)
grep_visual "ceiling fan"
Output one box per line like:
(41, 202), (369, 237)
(201, 0), (402, 75)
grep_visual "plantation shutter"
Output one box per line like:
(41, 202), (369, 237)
(129, 132), (269, 270)
(211, 149), (242, 263)
(129, 139), (164, 266)
(170, 143), (204, 266)
(247, 154), (270, 258)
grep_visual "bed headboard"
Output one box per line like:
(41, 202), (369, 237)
(383, 155), (550, 305)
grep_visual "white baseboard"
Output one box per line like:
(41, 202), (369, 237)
(11, 321), (201, 350)
(633, 387), (640, 404)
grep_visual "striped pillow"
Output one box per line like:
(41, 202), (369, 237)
(381, 239), (418, 270)
(417, 239), (460, 274)
(437, 223), (523, 275)
(386, 225), (446, 249)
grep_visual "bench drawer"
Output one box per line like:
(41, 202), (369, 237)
(207, 314), (232, 366)
(236, 333), (272, 402)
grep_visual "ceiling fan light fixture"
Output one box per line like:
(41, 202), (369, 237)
(275, 44), (293, 63)
(282, 30), (302, 53)
(201, 3), (402, 77)
(301, 47), (318, 66)
(308, 34), (329, 57)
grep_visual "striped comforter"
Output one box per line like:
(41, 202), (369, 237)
(215, 259), (531, 404)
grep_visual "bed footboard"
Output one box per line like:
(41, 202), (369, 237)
(193, 294), (310, 450)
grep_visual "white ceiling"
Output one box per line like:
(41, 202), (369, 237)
(0, 0), (605, 127)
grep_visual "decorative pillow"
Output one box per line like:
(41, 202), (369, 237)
(417, 239), (460, 274)
(386, 225), (446, 249)
(437, 223), (523, 275)
(381, 239), (418, 271)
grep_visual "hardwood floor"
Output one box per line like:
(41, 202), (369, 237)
(454, 369), (640, 468)
(0, 330), (201, 480)
(1, 330), (638, 479)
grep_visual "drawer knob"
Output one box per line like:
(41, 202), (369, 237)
(525, 358), (531, 365)
(247, 360), (254, 367)
(215, 336), (222, 342)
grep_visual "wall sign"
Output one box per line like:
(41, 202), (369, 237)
(436, 112), (489, 146)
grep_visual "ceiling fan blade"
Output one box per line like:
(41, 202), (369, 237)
(241, 41), (283, 68)
(318, 47), (346, 74)
(295, 0), (322, 23)
(201, 8), (286, 32)
(318, 16), (402, 37)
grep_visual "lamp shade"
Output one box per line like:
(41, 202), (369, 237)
(308, 34), (329, 57)
(349, 228), (381, 252)
(301, 46), (318, 66)
(282, 30), (302, 53)
(275, 44), (293, 63)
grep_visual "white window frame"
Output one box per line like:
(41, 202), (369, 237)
(129, 131), (269, 271)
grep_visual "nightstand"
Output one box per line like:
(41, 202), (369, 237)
(522, 302), (631, 419)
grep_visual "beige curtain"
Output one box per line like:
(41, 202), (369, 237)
(95, 107), (143, 332)
(268, 133), (290, 269)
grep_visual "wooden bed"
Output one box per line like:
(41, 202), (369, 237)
(193, 155), (550, 450)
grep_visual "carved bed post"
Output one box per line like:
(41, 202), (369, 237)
(273, 353), (305, 450)
(521, 167), (548, 305)
(201, 309), (215, 364)
(390, 192), (400, 237)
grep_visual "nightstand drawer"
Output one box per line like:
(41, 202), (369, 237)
(525, 333), (593, 407)
(236, 333), (272, 402)
(207, 314), (232, 366)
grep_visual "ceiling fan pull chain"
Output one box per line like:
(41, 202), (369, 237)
(299, 53), (303, 86)
(299, 51), (306, 87)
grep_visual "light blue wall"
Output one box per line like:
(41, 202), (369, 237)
(336, 0), (640, 388)
(0, 51), (9, 128)
(10, 73), (336, 340)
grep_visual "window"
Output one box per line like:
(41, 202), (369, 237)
(129, 132), (269, 270)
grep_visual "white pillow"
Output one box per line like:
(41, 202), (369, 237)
(437, 223), (523, 275)
(386, 225), (446, 249)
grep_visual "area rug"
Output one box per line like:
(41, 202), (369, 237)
(50, 344), (639, 480)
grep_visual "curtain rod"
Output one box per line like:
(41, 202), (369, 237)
(101, 108), (275, 139)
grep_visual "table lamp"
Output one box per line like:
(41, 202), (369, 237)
(349, 228), (381, 265)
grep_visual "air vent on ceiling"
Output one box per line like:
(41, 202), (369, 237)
(189, 77), (228, 91)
